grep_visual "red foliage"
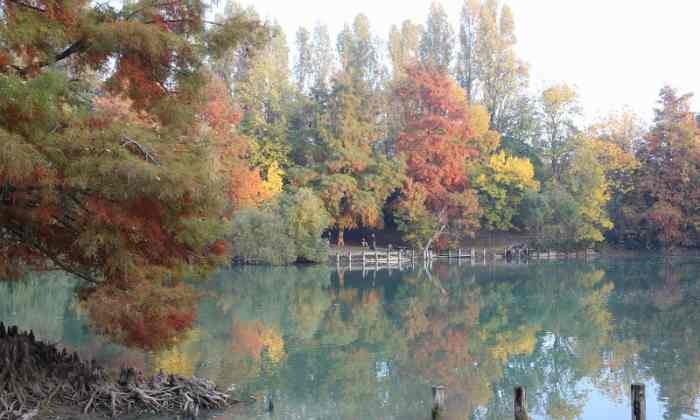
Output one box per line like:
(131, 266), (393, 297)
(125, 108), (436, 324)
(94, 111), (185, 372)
(80, 280), (198, 350)
(112, 55), (167, 110)
(395, 65), (480, 215)
(208, 239), (228, 257)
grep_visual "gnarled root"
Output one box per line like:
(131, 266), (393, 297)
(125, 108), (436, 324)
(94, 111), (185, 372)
(0, 323), (237, 419)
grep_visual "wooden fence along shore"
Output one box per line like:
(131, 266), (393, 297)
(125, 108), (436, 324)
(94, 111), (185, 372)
(331, 246), (597, 271)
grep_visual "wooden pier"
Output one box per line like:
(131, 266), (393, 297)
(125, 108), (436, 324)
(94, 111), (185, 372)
(330, 246), (597, 271)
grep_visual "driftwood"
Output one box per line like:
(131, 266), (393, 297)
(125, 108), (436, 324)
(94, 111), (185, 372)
(0, 323), (239, 419)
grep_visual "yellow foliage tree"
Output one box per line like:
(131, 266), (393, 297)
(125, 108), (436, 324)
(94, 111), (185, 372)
(260, 161), (285, 199)
(475, 151), (539, 230)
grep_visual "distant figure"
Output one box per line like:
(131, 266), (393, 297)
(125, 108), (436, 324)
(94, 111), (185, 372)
(388, 243), (393, 252)
(371, 233), (377, 250)
(361, 237), (368, 249)
(337, 233), (344, 248)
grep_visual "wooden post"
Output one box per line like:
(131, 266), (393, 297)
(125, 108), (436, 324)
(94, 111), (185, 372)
(375, 251), (379, 270)
(483, 248), (487, 263)
(631, 384), (645, 420)
(348, 251), (352, 270)
(267, 393), (274, 413)
(514, 386), (528, 420)
(432, 385), (446, 419)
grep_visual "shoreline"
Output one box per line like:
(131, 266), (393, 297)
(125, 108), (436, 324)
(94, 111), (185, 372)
(0, 324), (241, 420)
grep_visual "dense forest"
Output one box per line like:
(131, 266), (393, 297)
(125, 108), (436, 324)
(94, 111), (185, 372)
(1, 0), (700, 282)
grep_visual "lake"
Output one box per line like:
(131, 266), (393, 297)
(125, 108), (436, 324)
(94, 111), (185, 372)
(2, 258), (700, 419)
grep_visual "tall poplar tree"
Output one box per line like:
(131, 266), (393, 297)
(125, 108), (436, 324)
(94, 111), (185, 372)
(419, 1), (455, 70)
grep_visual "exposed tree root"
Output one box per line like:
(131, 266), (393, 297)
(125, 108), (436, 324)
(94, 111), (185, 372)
(0, 323), (239, 419)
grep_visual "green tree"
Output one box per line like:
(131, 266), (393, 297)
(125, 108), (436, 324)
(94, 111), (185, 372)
(457, 0), (481, 102)
(473, 0), (529, 132)
(419, 1), (454, 70)
(388, 20), (423, 81)
(229, 189), (331, 265)
(523, 141), (613, 250)
(234, 22), (293, 172)
(289, 15), (400, 245)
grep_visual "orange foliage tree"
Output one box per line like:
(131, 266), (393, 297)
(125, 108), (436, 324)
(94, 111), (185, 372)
(393, 65), (482, 250)
(0, 1), (268, 287)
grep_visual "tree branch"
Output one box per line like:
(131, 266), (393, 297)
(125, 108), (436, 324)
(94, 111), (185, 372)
(6, 0), (46, 13)
(4, 225), (99, 285)
(121, 137), (160, 165)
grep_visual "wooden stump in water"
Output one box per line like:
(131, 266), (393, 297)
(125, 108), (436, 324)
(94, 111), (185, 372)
(432, 385), (446, 419)
(514, 386), (528, 420)
(631, 384), (645, 420)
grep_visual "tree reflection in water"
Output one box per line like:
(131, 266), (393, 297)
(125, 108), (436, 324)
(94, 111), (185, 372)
(2, 259), (700, 419)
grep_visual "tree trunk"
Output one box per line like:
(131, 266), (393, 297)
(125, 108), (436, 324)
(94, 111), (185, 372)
(423, 224), (447, 255)
(337, 229), (345, 247)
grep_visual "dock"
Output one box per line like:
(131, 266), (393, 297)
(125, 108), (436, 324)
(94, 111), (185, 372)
(330, 246), (598, 272)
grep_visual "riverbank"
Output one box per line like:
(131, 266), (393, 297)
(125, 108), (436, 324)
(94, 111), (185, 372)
(0, 324), (239, 420)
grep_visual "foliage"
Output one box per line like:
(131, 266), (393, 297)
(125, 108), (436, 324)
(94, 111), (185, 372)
(394, 65), (485, 249)
(229, 189), (330, 264)
(622, 87), (700, 248)
(80, 279), (198, 350)
(475, 150), (539, 230)
(288, 16), (401, 244)
(232, 22), (293, 173)
(388, 20), (423, 81)
(537, 83), (581, 180)
(419, 1), (454, 70)
(0, 1), (270, 284)
(523, 141), (613, 250)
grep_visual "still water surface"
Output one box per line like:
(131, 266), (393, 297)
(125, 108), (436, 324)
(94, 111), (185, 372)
(2, 258), (700, 419)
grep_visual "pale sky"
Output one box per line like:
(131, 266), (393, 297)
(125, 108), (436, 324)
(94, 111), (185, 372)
(237, 0), (700, 124)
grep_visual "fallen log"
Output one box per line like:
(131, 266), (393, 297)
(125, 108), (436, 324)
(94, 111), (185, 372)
(0, 323), (240, 419)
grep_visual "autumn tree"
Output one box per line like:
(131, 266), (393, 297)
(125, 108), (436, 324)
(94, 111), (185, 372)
(288, 14), (400, 245)
(388, 20), (423, 81)
(537, 83), (581, 181)
(584, 116), (642, 244)
(394, 65), (485, 250)
(419, 1), (455, 70)
(522, 141), (613, 250)
(474, 151), (539, 230)
(294, 22), (334, 94)
(0, 1), (267, 286)
(456, 0), (481, 102)
(463, 0), (529, 132)
(232, 22), (292, 187)
(625, 87), (700, 247)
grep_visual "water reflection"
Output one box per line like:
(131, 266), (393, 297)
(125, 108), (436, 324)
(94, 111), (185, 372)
(2, 259), (700, 419)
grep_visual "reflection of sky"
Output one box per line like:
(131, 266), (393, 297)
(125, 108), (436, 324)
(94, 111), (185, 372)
(4, 260), (700, 419)
(579, 380), (689, 420)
